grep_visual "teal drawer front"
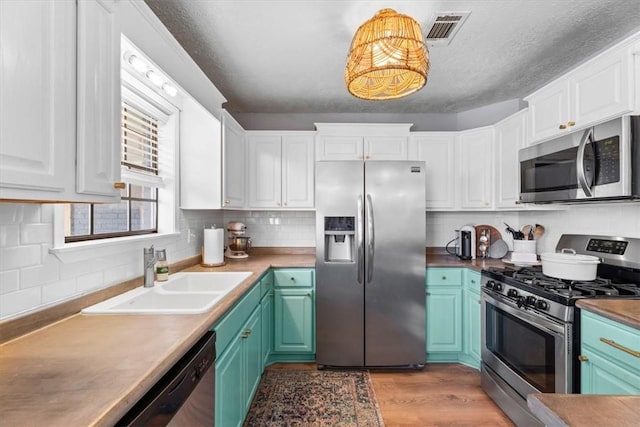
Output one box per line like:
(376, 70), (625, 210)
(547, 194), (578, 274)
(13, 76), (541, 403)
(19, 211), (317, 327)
(426, 268), (463, 286)
(273, 269), (314, 287)
(581, 311), (640, 372)
(465, 270), (481, 293)
(260, 270), (274, 297)
(215, 283), (261, 354)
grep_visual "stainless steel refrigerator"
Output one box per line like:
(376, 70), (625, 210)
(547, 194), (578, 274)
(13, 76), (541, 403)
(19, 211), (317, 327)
(315, 161), (426, 368)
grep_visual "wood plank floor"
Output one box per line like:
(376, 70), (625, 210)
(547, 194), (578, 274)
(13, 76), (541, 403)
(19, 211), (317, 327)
(267, 363), (514, 426)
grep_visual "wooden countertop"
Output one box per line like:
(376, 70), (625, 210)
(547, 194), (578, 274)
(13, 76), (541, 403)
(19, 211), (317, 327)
(576, 299), (640, 329)
(0, 253), (313, 427)
(0, 249), (503, 426)
(527, 393), (640, 427)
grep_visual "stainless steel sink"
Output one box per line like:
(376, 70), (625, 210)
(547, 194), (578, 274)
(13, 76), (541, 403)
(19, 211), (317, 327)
(81, 271), (252, 315)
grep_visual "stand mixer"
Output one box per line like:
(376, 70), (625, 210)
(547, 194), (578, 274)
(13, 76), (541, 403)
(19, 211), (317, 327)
(225, 221), (251, 259)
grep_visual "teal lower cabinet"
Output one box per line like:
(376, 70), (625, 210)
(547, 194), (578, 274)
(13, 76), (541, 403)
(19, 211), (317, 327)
(271, 268), (316, 362)
(580, 310), (640, 394)
(426, 268), (463, 360)
(462, 270), (482, 369)
(260, 289), (273, 370)
(425, 267), (482, 369)
(214, 282), (262, 427)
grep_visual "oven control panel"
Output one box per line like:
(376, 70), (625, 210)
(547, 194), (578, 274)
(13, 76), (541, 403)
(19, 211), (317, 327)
(587, 238), (628, 255)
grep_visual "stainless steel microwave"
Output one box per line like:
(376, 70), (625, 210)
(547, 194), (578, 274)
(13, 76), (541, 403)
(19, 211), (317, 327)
(519, 115), (640, 203)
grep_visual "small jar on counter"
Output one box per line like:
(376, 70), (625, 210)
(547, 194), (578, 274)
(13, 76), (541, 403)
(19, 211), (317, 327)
(155, 249), (169, 281)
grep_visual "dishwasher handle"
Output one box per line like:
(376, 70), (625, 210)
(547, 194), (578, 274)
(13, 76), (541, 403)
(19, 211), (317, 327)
(115, 331), (216, 426)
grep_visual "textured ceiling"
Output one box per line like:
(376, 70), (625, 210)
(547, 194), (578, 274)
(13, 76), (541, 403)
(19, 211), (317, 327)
(144, 0), (640, 115)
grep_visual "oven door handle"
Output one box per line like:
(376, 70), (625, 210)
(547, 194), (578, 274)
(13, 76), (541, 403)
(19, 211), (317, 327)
(482, 292), (566, 336)
(576, 127), (595, 197)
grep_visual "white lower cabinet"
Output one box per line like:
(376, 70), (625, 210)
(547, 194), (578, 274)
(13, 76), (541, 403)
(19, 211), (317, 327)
(0, 0), (121, 203)
(247, 132), (314, 208)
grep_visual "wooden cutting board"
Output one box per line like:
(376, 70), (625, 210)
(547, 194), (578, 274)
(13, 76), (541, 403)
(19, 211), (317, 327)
(475, 225), (503, 258)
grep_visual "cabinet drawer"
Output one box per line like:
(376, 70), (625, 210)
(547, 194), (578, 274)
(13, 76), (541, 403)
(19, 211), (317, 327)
(581, 311), (640, 372)
(465, 270), (481, 292)
(215, 283), (261, 354)
(273, 269), (314, 287)
(426, 268), (463, 286)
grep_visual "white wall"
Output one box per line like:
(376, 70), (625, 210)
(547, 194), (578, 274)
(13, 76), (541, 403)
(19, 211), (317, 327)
(222, 210), (315, 247)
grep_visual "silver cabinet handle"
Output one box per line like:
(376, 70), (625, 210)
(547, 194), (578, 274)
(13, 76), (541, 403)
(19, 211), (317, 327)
(366, 194), (375, 284)
(356, 195), (364, 284)
(576, 127), (594, 197)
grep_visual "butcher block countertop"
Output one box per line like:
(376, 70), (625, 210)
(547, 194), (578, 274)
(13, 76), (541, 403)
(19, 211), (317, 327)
(0, 252), (313, 427)
(576, 299), (640, 329)
(0, 248), (503, 426)
(527, 393), (640, 427)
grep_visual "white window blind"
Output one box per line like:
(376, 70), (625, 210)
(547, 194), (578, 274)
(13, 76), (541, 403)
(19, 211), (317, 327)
(121, 102), (159, 175)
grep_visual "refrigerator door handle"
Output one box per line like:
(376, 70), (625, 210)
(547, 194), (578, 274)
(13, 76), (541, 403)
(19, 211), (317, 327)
(356, 195), (364, 284)
(366, 193), (375, 283)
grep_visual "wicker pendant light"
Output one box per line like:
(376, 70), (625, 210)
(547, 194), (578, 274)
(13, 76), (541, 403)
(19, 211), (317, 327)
(345, 8), (429, 100)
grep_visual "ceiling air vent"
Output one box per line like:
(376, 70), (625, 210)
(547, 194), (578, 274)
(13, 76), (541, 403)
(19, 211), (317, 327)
(424, 12), (470, 46)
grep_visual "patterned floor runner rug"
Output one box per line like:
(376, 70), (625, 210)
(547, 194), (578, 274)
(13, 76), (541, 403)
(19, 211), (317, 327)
(243, 369), (385, 426)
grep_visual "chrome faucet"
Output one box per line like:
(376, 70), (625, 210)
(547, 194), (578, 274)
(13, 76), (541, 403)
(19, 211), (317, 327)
(143, 245), (156, 287)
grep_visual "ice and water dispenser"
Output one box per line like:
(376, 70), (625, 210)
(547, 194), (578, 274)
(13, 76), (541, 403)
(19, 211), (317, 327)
(323, 217), (355, 262)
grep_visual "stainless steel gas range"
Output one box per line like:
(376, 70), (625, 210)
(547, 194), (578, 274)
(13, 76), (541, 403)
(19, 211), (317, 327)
(480, 234), (640, 427)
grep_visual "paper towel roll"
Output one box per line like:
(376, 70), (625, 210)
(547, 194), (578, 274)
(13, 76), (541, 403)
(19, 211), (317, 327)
(202, 228), (225, 266)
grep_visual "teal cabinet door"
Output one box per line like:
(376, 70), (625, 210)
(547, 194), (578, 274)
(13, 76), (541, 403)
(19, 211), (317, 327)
(581, 349), (640, 394)
(274, 289), (314, 353)
(426, 287), (462, 352)
(463, 270), (482, 368)
(215, 334), (244, 427)
(580, 310), (640, 394)
(260, 291), (273, 369)
(244, 307), (262, 412)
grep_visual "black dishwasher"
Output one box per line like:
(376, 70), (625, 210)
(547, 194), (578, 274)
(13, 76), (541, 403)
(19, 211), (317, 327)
(117, 331), (216, 426)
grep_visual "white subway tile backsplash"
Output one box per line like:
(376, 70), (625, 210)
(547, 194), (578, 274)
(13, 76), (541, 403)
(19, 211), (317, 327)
(0, 287), (41, 319)
(20, 223), (52, 244)
(42, 279), (77, 305)
(0, 270), (19, 294)
(0, 225), (20, 247)
(20, 261), (59, 289)
(76, 272), (105, 294)
(0, 245), (42, 270)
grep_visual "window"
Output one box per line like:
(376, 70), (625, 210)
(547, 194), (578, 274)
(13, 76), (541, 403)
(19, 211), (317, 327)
(65, 69), (178, 243)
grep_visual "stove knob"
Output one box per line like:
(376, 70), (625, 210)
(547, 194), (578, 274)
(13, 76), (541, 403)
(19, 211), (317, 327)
(493, 282), (503, 292)
(485, 280), (495, 289)
(507, 289), (518, 298)
(536, 300), (549, 311)
(516, 296), (526, 308)
(526, 296), (537, 306)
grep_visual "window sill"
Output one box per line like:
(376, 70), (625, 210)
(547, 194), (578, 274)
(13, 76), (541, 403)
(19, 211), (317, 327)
(50, 232), (181, 264)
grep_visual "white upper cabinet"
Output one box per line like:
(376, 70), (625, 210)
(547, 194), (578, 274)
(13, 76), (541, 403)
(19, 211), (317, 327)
(0, 0), (121, 202)
(76, 0), (121, 200)
(408, 133), (456, 209)
(180, 98), (222, 209)
(494, 110), (527, 208)
(222, 111), (246, 209)
(0, 1), (76, 200)
(459, 128), (494, 209)
(247, 132), (314, 209)
(281, 135), (315, 208)
(526, 41), (634, 144)
(315, 123), (411, 161)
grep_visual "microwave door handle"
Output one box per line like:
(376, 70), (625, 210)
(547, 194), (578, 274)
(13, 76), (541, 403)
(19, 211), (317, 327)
(356, 195), (364, 284)
(576, 127), (595, 197)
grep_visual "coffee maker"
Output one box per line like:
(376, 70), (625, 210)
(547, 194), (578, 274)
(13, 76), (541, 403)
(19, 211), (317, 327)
(455, 225), (476, 260)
